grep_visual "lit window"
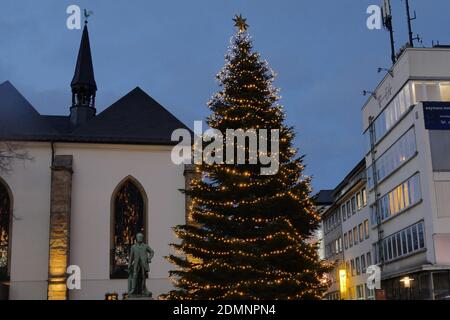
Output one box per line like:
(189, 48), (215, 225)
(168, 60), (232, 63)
(111, 178), (146, 278)
(356, 192), (362, 210)
(374, 173), (421, 224)
(362, 188), (367, 207)
(0, 180), (11, 280)
(440, 83), (450, 101)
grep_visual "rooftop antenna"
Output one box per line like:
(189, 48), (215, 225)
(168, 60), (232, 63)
(381, 0), (396, 65)
(84, 9), (94, 24)
(403, 0), (421, 47)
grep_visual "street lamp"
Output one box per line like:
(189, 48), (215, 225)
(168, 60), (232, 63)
(400, 276), (414, 288)
(400, 276), (414, 300)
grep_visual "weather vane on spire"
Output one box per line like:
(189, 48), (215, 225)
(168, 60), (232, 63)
(84, 9), (94, 24)
(233, 14), (248, 32)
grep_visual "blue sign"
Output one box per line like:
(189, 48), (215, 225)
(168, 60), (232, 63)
(423, 102), (450, 130)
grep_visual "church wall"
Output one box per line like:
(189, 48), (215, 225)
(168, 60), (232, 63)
(51, 143), (186, 300)
(4, 142), (53, 300)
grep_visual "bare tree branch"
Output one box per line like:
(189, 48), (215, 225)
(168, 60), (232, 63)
(0, 141), (33, 174)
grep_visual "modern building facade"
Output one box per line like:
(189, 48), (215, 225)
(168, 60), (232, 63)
(322, 46), (450, 300)
(320, 191), (344, 300)
(321, 160), (373, 300)
(363, 47), (450, 300)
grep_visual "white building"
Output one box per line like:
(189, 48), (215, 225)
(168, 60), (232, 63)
(337, 160), (373, 300)
(0, 24), (192, 300)
(363, 46), (450, 300)
(321, 160), (373, 300)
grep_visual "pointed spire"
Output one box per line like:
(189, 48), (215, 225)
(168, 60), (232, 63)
(70, 23), (97, 127)
(71, 23), (97, 91)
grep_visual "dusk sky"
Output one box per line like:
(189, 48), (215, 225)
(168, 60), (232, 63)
(1, 0), (449, 191)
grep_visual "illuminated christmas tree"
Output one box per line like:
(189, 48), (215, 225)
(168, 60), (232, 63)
(163, 15), (330, 300)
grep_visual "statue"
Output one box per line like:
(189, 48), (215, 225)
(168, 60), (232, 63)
(128, 233), (154, 297)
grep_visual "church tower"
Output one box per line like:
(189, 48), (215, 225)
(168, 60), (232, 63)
(70, 21), (97, 127)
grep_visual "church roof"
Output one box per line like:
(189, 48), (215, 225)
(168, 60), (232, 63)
(0, 81), (190, 145)
(71, 24), (97, 91)
(0, 81), (57, 140)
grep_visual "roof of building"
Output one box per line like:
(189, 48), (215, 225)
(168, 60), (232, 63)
(71, 24), (97, 91)
(314, 189), (334, 205)
(0, 24), (190, 146)
(0, 81), (190, 145)
(332, 158), (366, 198)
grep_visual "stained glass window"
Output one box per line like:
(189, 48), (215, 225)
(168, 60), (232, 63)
(0, 181), (11, 280)
(111, 179), (145, 278)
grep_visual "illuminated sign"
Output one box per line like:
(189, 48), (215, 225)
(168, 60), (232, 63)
(423, 102), (450, 130)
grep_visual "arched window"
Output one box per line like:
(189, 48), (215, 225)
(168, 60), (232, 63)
(0, 179), (11, 280)
(111, 177), (147, 278)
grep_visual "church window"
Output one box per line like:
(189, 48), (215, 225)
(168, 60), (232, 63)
(0, 180), (11, 280)
(111, 178), (146, 278)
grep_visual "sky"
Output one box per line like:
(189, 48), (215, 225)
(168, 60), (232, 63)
(1, 0), (449, 192)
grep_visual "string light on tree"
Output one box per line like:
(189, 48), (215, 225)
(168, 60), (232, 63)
(161, 15), (330, 300)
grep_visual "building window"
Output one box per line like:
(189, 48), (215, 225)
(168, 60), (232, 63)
(111, 177), (147, 278)
(349, 230), (353, 247)
(342, 204), (346, 221)
(351, 260), (355, 276)
(359, 224), (364, 242)
(356, 284), (365, 299)
(373, 173), (421, 224)
(361, 254), (366, 273)
(346, 201), (351, 218)
(356, 257), (361, 275)
(362, 188), (367, 207)
(0, 179), (11, 280)
(367, 127), (417, 189)
(356, 192), (362, 210)
(364, 83), (413, 150)
(353, 227), (358, 245)
(351, 196), (356, 214)
(367, 252), (372, 266)
(364, 220), (370, 239)
(382, 221), (426, 263)
(344, 233), (348, 250)
(440, 83), (450, 101)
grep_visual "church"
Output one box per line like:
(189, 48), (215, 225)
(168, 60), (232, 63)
(0, 23), (193, 300)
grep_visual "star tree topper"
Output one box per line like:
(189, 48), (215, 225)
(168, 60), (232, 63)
(233, 14), (248, 32)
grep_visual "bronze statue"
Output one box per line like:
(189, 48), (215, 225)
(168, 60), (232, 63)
(128, 233), (154, 297)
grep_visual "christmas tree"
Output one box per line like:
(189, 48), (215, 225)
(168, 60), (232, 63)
(163, 15), (330, 300)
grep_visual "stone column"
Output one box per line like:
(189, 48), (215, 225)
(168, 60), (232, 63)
(47, 155), (73, 300)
